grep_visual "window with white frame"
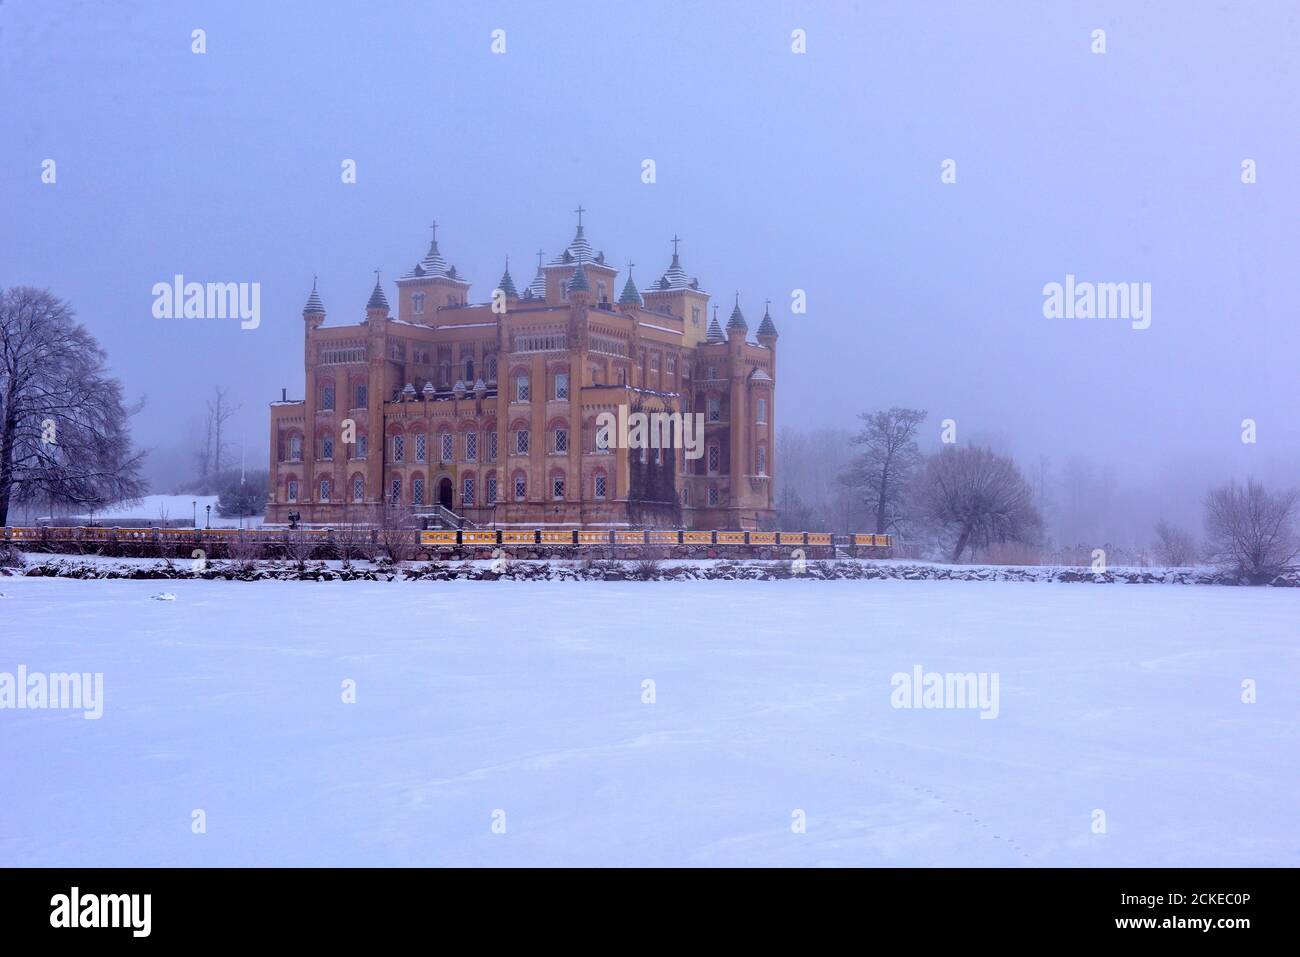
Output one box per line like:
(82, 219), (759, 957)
(465, 431), (477, 461)
(392, 434), (405, 462)
(287, 479), (298, 502)
(554, 428), (568, 453)
(486, 474), (497, 504)
(319, 478), (331, 502)
(513, 473), (526, 500)
(289, 435), (302, 462)
(390, 478), (401, 504)
(412, 476), (425, 506)
(352, 476), (364, 502)
(414, 433), (426, 463)
(488, 431), (498, 462)
(321, 436), (334, 460)
(462, 476), (474, 507)
(515, 375), (530, 402)
(552, 475), (565, 500)
(594, 472), (606, 499)
(321, 384), (335, 410)
(555, 372), (569, 399)
(515, 430), (529, 455)
(486, 355), (498, 382)
(441, 432), (454, 463)
(757, 446), (767, 475)
(756, 398), (767, 425)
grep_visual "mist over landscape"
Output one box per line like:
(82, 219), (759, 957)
(4, 1), (1297, 548)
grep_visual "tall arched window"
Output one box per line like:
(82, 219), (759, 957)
(352, 474), (364, 503)
(756, 398), (767, 425)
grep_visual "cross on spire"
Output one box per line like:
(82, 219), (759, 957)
(574, 204), (585, 228)
(537, 249), (544, 269)
(429, 220), (438, 241)
(671, 234), (681, 256)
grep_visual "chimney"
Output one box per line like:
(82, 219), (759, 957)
(281, 388), (287, 402)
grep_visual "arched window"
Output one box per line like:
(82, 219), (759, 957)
(515, 374), (530, 403)
(355, 433), (368, 460)
(551, 470), (566, 500)
(756, 445), (767, 476)
(465, 430), (478, 462)
(707, 443), (720, 475)
(462, 472), (475, 507)
(486, 354), (498, 382)
(440, 431), (454, 463)
(707, 485), (718, 506)
(321, 382), (335, 411)
(354, 383), (368, 409)
(413, 291), (425, 314)
(412, 475), (425, 506)
(288, 434), (303, 462)
(486, 471), (498, 504)
(286, 477), (299, 502)
(593, 470), (607, 500)
(414, 432), (427, 464)
(319, 478), (331, 502)
(756, 398), (767, 425)
(512, 471), (527, 501)
(390, 477), (402, 505)
(391, 433), (405, 463)
(352, 474), (364, 503)
(321, 436), (334, 461)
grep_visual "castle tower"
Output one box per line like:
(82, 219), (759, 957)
(642, 235), (711, 346)
(395, 220), (472, 322)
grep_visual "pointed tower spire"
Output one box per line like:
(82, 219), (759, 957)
(618, 262), (643, 307)
(303, 275), (325, 316)
(567, 257), (591, 294)
(756, 299), (778, 341)
(525, 248), (547, 299)
(726, 292), (747, 334)
(366, 270), (390, 314)
(497, 256), (519, 299)
(706, 304), (725, 343)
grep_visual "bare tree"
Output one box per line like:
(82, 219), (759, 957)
(0, 287), (146, 526)
(1203, 479), (1299, 581)
(841, 408), (926, 534)
(913, 445), (1043, 563)
(197, 386), (239, 485)
(377, 506), (420, 564)
(1152, 519), (1198, 566)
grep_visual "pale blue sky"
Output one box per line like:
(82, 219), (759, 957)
(3, 0), (1297, 504)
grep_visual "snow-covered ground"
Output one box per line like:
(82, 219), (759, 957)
(1, 577), (1296, 866)
(42, 493), (261, 528)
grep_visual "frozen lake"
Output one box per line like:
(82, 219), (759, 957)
(1, 576), (1296, 866)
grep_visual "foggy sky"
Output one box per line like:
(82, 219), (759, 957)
(4, 1), (1297, 532)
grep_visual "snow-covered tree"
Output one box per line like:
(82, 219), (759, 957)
(841, 407), (926, 534)
(0, 286), (145, 525)
(913, 445), (1042, 563)
(1203, 479), (1299, 581)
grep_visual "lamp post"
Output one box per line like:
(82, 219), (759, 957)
(192, 500), (197, 528)
(205, 505), (211, 529)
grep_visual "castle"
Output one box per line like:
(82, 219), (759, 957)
(265, 211), (778, 529)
